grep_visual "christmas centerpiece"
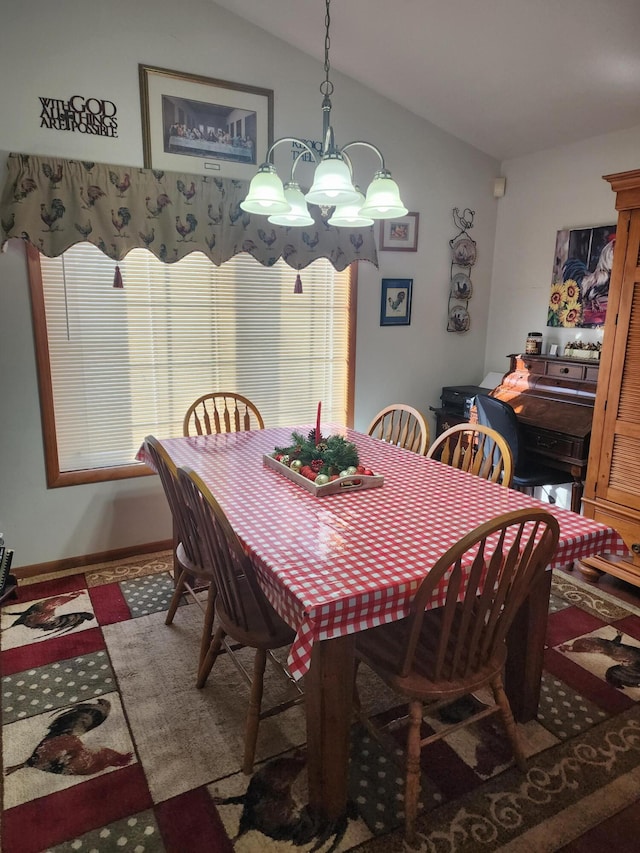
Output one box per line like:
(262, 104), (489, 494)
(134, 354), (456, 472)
(263, 403), (384, 497)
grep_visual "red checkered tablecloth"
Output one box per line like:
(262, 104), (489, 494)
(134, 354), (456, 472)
(136, 426), (628, 679)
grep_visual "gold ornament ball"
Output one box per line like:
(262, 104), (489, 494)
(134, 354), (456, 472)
(281, 455), (290, 466)
(339, 470), (350, 478)
(315, 474), (329, 486)
(346, 466), (357, 475)
(290, 459), (303, 472)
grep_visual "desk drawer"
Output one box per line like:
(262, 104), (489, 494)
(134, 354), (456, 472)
(520, 425), (578, 460)
(546, 362), (585, 380)
(515, 357), (546, 374)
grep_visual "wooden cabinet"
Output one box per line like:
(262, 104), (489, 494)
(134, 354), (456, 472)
(581, 169), (640, 585)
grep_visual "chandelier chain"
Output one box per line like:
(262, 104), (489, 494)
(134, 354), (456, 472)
(320, 0), (334, 98)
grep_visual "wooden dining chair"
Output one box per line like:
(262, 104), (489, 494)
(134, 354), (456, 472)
(143, 436), (217, 676)
(183, 392), (264, 437)
(176, 465), (303, 774)
(367, 404), (430, 455)
(354, 507), (560, 843)
(427, 423), (514, 486)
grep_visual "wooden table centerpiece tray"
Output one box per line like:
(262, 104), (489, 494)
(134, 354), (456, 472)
(263, 453), (384, 497)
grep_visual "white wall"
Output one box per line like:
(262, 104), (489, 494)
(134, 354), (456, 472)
(0, 0), (500, 566)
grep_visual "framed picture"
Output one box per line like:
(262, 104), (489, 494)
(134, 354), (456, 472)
(380, 278), (413, 326)
(139, 64), (274, 178)
(379, 212), (419, 252)
(547, 223), (616, 328)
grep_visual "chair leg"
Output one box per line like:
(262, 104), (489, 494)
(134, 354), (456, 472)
(243, 648), (267, 775)
(165, 569), (188, 625)
(491, 674), (526, 771)
(196, 626), (226, 689)
(404, 699), (423, 845)
(199, 583), (216, 670)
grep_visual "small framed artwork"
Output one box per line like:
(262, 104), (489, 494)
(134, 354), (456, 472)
(380, 278), (413, 326)
(139, 64), (274, 178)
(379, 212), (419, 252)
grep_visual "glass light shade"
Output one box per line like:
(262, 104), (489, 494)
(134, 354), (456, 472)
(359, 172), (408, 219)
(240, 165), (291, 214)
(305, 156), (360, 206)
(268, 182), (314, 226)
(327, 190), (374, 227)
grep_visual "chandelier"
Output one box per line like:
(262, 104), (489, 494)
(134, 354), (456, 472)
(240, 0), (407, 228)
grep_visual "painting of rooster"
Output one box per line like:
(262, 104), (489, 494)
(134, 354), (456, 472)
(548, 224), (616, 328)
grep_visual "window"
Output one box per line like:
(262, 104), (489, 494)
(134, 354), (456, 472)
(27, 244), (356, 486)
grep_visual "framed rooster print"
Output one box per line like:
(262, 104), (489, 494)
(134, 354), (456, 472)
(139, 65), (274, 179)
(380, 278), (413, 326)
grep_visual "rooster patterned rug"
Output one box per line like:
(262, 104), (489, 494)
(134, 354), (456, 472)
(3, 553), (640, 852)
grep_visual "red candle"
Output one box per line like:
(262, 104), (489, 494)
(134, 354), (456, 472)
(316, 402), (321, 445)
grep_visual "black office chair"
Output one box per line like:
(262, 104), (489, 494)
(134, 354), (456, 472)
(475, 393), (571, 502)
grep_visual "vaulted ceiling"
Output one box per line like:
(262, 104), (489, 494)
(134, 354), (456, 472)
(213, 0), (640, 161)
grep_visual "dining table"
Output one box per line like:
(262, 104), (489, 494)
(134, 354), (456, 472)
(136, 424), (628, 823)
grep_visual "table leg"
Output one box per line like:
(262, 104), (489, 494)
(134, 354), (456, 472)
(505, 567), (552, 722)
(570, 479), (583, 515)
(305, 634), (355, 821)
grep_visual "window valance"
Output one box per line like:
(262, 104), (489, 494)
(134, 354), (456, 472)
(0, 153), (377, 271)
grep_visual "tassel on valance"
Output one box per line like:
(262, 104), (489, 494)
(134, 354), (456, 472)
(0, 153), (378, 272)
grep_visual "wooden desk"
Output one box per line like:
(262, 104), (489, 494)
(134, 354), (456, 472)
(138, 426), (626, 822)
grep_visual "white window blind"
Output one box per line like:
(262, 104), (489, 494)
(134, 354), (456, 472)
(38, 244), (352, 473)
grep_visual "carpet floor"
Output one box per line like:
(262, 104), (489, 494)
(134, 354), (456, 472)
(3, 553), (640, 851)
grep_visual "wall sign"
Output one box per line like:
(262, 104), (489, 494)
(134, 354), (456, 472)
(39, 95), (118, 137)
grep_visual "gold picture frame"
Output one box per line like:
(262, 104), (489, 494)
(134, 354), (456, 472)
(139, 65), (274, 179)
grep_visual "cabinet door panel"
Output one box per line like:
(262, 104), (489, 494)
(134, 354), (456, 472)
(594, 210), (640, 511)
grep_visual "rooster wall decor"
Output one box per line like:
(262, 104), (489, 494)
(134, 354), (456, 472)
(447, 207), (475, 333)
(547, 223), (616, 328)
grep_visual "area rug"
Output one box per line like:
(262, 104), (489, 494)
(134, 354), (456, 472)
(3, 553), (640, 852)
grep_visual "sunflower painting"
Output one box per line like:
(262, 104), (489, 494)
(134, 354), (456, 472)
(547, 225), (616, 328)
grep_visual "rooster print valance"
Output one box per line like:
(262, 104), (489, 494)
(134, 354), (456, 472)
(0, 153), (377, 272)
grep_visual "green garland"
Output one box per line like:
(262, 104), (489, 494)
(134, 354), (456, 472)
(273, 430), (359, 477)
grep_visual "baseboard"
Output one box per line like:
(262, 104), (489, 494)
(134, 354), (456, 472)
(14, 539), (173, 579)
